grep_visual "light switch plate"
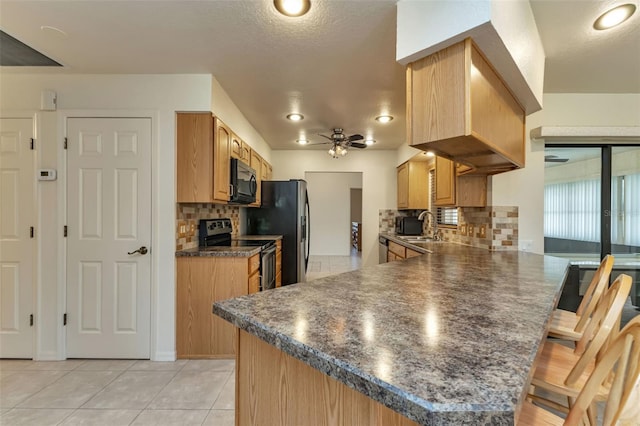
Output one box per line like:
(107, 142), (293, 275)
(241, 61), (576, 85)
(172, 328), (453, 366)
(459, 224), (467, 236)
(479, 225), (486, 239)
(468, 225), (475, 238)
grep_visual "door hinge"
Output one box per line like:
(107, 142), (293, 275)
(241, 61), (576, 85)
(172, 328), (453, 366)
(63, 225), (67, 237)
(30, 138), (35, 150)
(64, 137), (68, 149)
(30, 314), (34, 327)
(30, 226), (34, 238)
(63, 313), (67, 326)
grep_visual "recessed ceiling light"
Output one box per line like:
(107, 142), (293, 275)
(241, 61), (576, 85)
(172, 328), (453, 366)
(297, 138), (308, 145)
(593, 3), (636, 30)
(274, 0), (311, 17)
(286, 113), (304, 121)
(365, 138), (376, 146)
(375, 115), (393, 123)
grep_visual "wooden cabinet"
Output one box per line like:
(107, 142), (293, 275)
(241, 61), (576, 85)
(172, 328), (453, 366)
(230, 132), (243, 162)
(213, 118), (231, 203)
(387, 240), (423, 262)
(176, 112), (213, 203)
(266, 162), (273, 180)
(177, 256), (251, 358)
(250, 150), (262, 207)
(240, 140), (251, 163)
(275, 240), (282, 288)
(248, 253), (260, 295)
(434, 156), (486, 207)
(397, 160), (429, 210)
(406, 38), (525, 175)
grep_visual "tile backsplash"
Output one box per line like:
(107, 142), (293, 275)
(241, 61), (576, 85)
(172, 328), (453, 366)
(176, 203), (240, 251)
(379, 206), (518, 251)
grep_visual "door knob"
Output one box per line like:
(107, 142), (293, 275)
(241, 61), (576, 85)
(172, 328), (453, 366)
(127, 246), (148, 255)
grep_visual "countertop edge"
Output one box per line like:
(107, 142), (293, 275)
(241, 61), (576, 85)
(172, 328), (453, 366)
(213, 300), (517, 424)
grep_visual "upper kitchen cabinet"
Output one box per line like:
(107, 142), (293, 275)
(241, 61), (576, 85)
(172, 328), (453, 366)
(434, 156), (487, 208)
(397, 159), (429, 210)
(250, 150), (262, 207)
(213, 118), (231, 203)
(230, 132), (243, 162)
(406, 38), (525, 175)
(177, 112), (214, 203)
(176, 112), (230, 204)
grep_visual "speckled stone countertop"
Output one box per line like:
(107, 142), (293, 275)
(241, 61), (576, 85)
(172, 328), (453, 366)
(175, 235), (282, 257)
(214, 244), (569, 425)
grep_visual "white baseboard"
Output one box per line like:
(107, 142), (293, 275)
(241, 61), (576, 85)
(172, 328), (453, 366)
(35, 350), (64, 361)
(152, 351), (176, 362)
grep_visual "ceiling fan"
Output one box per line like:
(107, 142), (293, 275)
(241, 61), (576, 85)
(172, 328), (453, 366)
(312, 128), (368, 158)
(544, 154), (569, 163)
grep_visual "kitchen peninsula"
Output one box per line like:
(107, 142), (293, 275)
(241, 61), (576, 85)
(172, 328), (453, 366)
(214, 242), (569, 425)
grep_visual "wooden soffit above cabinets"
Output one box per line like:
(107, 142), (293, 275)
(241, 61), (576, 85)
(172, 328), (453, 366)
(397, 0), (545, 115)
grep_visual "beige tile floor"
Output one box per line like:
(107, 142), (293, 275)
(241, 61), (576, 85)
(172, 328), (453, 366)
(0, 359), (235, 426)
(306, 250), (363, 281)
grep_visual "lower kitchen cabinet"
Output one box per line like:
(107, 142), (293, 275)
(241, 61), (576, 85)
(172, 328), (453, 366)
(177, 255), (252, 358)
(387, 240), (422, 262)
(276, 240), (282, 288)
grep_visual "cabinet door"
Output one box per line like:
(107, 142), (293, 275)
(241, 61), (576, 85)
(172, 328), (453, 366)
(213, 118), (231, 203)
(397, 162), (409, 209)
(434, 156), (456, 206)
(261, 158), (269, 181)
(267, 163), (273, 180)
(407, 161), (429, 209)
(176, 112), (213, 203)
(250, 150), (262, 207)
(241, 140), (251, 163)
(230, 133), (242, 161)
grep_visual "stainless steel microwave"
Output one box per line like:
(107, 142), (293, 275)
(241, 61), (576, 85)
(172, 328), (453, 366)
(230, 158), (257, 204)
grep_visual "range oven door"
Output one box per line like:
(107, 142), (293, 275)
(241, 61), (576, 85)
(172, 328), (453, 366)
(260, 245), (277, 291)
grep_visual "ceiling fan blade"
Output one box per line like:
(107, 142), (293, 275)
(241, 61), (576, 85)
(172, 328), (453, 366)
(348, 134), (364, 142)
(349, 142), (367, 149)
(318, 133), (333, 141)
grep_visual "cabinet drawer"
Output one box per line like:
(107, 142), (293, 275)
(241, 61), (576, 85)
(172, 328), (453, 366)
(388, 241), (406, 258)
(248, 253), (260, 275)
(406, 248), (423, 258)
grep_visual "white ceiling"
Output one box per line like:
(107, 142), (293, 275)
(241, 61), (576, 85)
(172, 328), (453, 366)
(1, 0), (638, 152)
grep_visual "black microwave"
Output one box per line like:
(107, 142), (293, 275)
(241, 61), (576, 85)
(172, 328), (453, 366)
(230, 158), (257, 204)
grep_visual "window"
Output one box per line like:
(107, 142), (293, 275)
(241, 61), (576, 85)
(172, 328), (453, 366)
(544, 145), (640, 260)
(429, 169), (458, 226)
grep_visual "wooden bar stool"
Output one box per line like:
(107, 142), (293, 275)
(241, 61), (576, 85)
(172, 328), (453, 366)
(519, 316), (640, 425)
(529, 274), (632, 412)
(548, 255), (614, 342)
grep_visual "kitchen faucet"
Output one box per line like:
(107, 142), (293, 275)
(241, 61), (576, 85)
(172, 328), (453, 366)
(418, 210), (440, 240)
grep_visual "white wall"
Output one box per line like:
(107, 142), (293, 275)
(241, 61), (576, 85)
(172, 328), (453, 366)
(271, 150), (398, 266)
(305, 172), (362, 256)
(492, 93), (640, 254)
(211, 77), (272, 162)
(0, 73), (212, 360)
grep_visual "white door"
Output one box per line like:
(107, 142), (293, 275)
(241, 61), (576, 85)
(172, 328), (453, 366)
(66, 118), (151, 358)
(0, 118), (35, 358)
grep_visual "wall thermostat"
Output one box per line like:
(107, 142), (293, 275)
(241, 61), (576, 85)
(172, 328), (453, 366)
(38, 169), (57, 181)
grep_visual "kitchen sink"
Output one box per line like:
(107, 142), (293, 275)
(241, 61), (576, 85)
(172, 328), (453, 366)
(396, 235), (433, 242)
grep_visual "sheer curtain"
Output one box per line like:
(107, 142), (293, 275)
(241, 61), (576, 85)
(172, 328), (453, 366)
(612, 173), (640, 246)
(544, 179), (601, 242)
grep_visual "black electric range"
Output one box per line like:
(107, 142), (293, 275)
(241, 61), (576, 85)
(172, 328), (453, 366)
(199, 218), (275, 250)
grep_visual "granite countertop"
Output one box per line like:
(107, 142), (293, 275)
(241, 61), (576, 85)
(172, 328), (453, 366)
(175, 235), (282, 257)
(214, 243), (569, 424)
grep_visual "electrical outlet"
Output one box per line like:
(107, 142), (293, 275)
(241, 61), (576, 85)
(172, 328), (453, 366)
(468, 225), (475, 238)
(521, 240), (533, 252)
(189, 222), (196, 236)
(459, 224), (467, 236)
(178, 221), (187, 237)
(479, 225), (486, 239)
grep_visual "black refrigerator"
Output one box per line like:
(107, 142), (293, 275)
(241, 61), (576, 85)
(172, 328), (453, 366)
(246, 180), (310, 285)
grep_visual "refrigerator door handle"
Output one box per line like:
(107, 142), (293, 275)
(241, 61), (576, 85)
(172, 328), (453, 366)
(304, 189), (310, 271)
